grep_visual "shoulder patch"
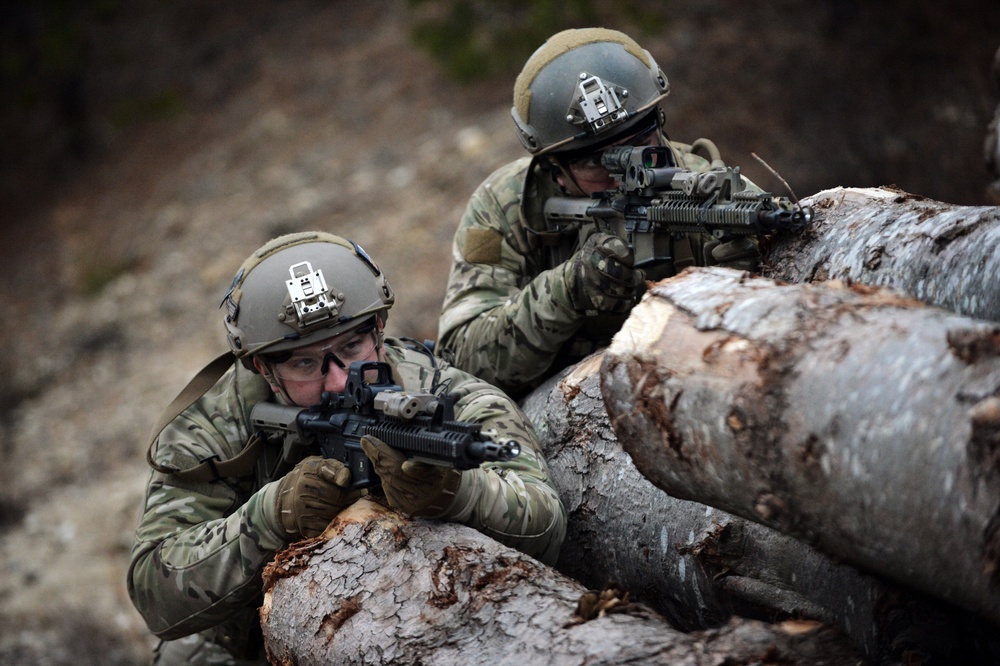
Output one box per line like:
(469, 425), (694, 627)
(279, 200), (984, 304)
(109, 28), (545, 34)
(463, 228), (504, 265)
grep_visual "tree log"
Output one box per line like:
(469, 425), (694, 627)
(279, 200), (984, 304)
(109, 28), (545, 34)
(601, 267), (1000, 627)
(763, 187), (1000, 321)
(522, 356), (999, 664)
(259, 499), (862, 665)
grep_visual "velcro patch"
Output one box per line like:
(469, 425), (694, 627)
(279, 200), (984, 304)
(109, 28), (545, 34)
(463, 228), (504, 265)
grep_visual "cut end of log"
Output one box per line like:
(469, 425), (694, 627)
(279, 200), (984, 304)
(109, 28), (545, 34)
(323, 497), (402, 536)
(559, 353), (604, 401)
(608, 296), (673, 359)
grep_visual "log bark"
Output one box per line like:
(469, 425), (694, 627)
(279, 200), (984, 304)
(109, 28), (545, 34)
(763, 187), (1000, 321)
(522, 356), (999, 664)
(259, 499), (862, 665)
(601, 266), (1000, 627)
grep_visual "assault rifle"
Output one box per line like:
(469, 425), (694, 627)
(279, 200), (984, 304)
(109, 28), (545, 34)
(544, 145), (813, 273)
(250, 360), (520, 489)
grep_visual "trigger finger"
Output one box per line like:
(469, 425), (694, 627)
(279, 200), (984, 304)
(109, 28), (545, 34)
(327, 463), (353, 488)
(317, 460), (352, 487)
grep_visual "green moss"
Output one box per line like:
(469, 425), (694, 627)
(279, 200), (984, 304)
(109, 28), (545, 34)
(109, 90), (185, 128)
(78, 256), (135, 297)
(405, 0), (670, 83)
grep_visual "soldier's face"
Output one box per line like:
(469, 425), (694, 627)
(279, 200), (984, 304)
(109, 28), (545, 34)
(255, 325), (384, 406)
(557, 123), (662, 195)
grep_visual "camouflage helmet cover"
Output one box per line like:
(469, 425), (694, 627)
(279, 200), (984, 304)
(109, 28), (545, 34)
(512, 27), (670, 156)
(222, 231), (394, 366)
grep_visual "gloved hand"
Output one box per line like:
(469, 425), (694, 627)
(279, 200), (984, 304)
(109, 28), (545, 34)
(703, 237), (761, 272)
(273, 456), (363, 540)
(562, 232), (644, 315)
(360, 435), (462, 518)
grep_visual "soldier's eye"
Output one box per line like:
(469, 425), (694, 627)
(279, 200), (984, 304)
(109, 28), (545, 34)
(287, 356), (319, 371)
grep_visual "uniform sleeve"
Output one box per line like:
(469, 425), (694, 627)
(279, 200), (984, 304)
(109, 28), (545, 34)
(423, 363), (568, 565)
(437, 166), (584, 396)
(128, 472), (285, 639)
(127, 370), (288, 640)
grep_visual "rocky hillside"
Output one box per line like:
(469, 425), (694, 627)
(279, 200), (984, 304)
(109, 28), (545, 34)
(1, 1), (998, 663)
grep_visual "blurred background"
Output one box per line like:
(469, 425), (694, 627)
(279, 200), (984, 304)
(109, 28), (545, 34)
(1, 1), (998, 663)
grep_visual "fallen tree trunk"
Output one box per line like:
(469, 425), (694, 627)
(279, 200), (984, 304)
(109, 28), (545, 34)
(601, 266), (1000, 627)
(763, 187), (1000, 321)
(522, 356), (999, 664)
(259, 499), (862, 665)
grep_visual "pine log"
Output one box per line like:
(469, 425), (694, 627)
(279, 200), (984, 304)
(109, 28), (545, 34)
(522, 356), (999, 664)
(763, 187), (1000, 321)
(601, 266), (1000, 628)
(259, 499), (863, 665)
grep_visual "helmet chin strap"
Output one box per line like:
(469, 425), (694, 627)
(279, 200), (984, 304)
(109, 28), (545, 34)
(547, 158), (588, 197)
(253, 357), (296, 405)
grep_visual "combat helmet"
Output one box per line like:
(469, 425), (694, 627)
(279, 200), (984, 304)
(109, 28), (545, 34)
(512, 27), (670, 157)
(222, 231), (394, 369)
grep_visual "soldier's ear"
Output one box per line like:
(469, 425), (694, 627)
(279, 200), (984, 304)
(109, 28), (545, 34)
(253, 357), (281, 392)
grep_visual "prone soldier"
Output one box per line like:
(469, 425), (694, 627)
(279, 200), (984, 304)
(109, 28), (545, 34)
(128, 231), (566, 665)
(437, 27), (770, 398)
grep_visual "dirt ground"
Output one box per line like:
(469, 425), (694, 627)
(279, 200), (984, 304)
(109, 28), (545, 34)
(1, 1), (998, 663)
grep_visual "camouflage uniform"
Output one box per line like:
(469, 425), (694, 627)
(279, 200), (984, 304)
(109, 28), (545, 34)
(128, 338), (566, 665)
(438, 140), (757, 398)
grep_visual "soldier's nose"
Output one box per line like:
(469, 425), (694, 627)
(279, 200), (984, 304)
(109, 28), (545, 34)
(322, 357), (348, 394)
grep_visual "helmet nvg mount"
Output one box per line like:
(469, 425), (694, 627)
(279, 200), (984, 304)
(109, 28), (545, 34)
(222, 231), (394, 368)
(512, 27), (670, 157)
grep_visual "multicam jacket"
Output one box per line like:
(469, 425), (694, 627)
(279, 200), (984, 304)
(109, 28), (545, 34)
(128, 338), (566, 662)
(437, 138), (756, 398)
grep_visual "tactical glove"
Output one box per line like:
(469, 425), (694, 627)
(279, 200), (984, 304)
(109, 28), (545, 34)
(273, 456), (363, 540)
(562, 232), (644, 315)
(703, 237), (761, 272)
(360, 435), (462, 518)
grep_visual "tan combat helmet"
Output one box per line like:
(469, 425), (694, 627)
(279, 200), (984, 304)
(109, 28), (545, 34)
(511, 27), (670, 156)
(222, 231), (394, 369)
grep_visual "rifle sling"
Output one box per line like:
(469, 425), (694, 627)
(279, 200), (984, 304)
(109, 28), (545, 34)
(145, 351), (266, 483)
